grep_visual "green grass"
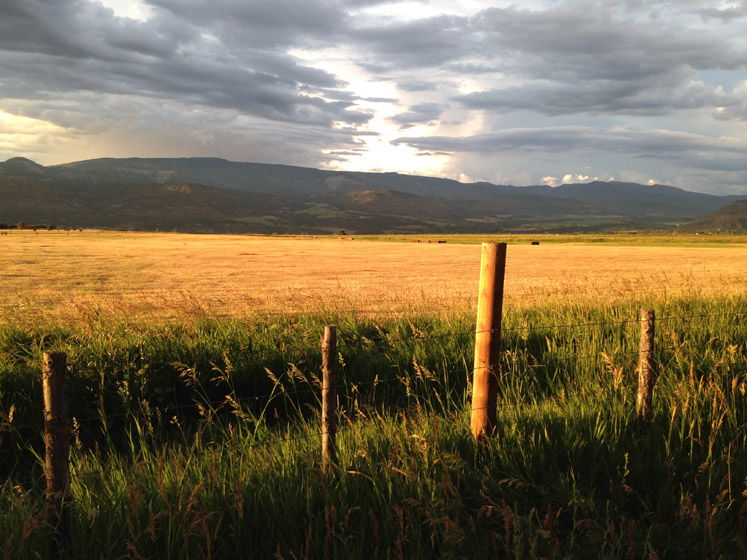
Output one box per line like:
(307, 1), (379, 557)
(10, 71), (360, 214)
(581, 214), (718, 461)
(0, 297), (745, 558)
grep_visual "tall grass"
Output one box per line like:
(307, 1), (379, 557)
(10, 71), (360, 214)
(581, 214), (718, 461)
(0, 295), (745, 558)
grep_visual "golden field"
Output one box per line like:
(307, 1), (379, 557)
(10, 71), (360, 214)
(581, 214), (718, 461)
(1, 229), (746, 324)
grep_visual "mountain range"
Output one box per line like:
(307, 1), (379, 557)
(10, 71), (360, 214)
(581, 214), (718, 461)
(1, 156), (745, 234)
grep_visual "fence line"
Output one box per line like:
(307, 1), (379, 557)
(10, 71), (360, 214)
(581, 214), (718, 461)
(0, 345), (657, 436)
(0, 330), (732, 435)
(1, 331), (742, 488)
(1, 280), (745, 497)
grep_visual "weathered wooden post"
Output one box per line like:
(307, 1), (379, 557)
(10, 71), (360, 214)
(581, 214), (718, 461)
(43, 351), (71, 553)
(471, 242), (507, 440)
(636, 308), (655, 429)
(321, 325), (337, 471)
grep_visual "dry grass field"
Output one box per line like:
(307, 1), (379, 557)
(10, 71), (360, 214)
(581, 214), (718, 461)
(2, 229), (746, 324)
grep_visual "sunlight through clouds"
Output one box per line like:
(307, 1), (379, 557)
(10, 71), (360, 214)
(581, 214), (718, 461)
(0, 112), (72, 157)
(88, 0), (153, 21)
(2, 0), (747, 193)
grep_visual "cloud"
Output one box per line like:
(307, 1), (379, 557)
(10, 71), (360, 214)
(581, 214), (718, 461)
(388, 103), (443, 129)
(395, 124), (745, 154)
(698, 1), (747, 21)
(334, 2), (747, 121)
(396, 80), (439, 92)
(147, 0), (348, 49)
(562, 174), (590, 184)
(444, 5), (747, 117)
(542, 176), (559, 186)
(392, 126), (601, 154)
(455, 80), (737, 117)
(351, 14), (469, 70)
(0, 0), (371, 132)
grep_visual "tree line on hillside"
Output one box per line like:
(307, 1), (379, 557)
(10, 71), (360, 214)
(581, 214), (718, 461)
(0, 221), (83, 231)
(0, 221), (55, 230)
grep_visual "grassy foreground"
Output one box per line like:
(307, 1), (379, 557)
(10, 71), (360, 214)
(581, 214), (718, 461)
(0, 296), (746, 558)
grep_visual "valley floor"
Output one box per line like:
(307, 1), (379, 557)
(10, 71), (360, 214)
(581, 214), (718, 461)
(2, 230), (747, 325)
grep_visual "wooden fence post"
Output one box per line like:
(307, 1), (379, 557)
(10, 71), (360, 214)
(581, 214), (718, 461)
(471, 242), (507, 440)
(43, 351), (71, 552)
(321, 325), (337, 471)
(636, 308), (655, 429)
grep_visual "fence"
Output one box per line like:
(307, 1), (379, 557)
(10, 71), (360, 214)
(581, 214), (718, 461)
(1, 242), (745, 551)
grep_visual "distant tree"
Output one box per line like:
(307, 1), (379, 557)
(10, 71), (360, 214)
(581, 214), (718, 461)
(338, 230), (347, 235)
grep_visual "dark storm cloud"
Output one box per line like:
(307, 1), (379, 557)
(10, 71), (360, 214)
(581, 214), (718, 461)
(445, 5), (747, 116)
(332, 2), (747, 120)
(397, 80), (437, 92)
(20, 0), (737, 127)
(0, 0), (370, 129)
(393, 127), (603, 154)
(0, 0), (187, 62)
(3, 0), (745, 127)
(359, 96), (399, 103)
(392, 126), (747, 171)
(470, 4), (740, 76)
(145, 0), (347, 48)
(699, 2), (747, 21)
(389, 103), (443, 129)
(352, 15), (468, 69)
(455, 79), (732, 117)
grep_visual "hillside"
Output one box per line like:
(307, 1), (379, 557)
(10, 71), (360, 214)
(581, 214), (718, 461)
(683, 200), (747, 232)
(1, 156), (745, 234)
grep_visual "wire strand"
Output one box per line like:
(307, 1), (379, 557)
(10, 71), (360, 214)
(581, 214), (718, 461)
(2, 308), (745, 479)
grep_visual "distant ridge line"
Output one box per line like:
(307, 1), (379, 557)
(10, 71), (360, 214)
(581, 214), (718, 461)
(1, 156), (745, 234)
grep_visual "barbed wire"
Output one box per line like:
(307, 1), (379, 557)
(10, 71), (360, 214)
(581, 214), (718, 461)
(0, 330), (698, 434)
(1, 308), (745, 481)
(0, 312), (747, 429)
(0, 319), (738, 435)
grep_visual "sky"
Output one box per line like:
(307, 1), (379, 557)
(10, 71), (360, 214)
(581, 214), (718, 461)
(2, 0), (747, 194)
